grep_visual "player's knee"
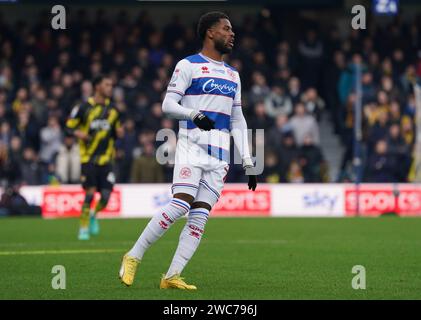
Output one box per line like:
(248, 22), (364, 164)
(173, 193), (195, 206)
(100, 189), (112, 206)
(191, 201), (211, 211)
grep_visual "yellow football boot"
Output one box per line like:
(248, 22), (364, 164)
(119, 254), (140, 286)
(160, 274), (197, 290)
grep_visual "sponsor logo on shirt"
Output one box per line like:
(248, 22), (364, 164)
(90, 119), (111, 131)
(202, 79), (237, 95)
(201, 66), (210, 74)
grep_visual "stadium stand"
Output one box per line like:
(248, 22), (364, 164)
(0, 9), (420, 187)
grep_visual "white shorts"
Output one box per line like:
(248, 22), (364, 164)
(171, 137), (229, 207)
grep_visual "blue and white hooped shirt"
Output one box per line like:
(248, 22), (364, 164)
(167, 53), (242, 162)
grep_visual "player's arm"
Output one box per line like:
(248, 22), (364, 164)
(230, 78), (257, 191)
(115, 120), (124, 139)
(112, 110), (124, 139)
(162, 60), (214, 130)
(66, 104), (90, 141)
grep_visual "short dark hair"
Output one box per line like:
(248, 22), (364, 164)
(197, 11), (229, 41)
(92, 74), (109, 88)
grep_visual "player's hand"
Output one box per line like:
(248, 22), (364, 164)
(192, 112), (215, 131)
(243, 157), (257, 191)
(247, 174), (257, 191)
(74, 130), (90, 141)
(116, 126), (125, 139)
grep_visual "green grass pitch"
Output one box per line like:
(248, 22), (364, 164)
(0, 216), (420, 299)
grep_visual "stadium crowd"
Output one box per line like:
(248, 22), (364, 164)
(0, 9), (420, 187)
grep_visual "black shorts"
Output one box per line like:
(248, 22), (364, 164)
(81, 163), (115, 191)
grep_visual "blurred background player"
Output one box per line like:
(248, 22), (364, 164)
(66, 74), (122, 240)
(119, 11), (257, 290)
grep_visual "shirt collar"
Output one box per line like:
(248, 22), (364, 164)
(199, 52), (224, 66)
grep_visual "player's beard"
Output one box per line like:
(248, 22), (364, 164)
(102, 90), (113, 99)
(214, 38), (232, 55)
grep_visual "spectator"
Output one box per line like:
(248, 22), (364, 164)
(80, 80), (93, 102)
(30, 86), (48, 125)
(144, 102), (164, 132)
(262, 149), (281, 183)
(9, 136), (23, 166)
(15, 109), (40, 151)
(267, 113), (292, 150)
(264, 85), (293, 118)
(289, 102), (320, 146)
(298, 134), (325, 182)
(0, 184), (41, 216)
(130, 142), (164, 183)
(248, 71), (270, 106)
(387, 123), (411, 182)
(389, 100), (402, 124)
(287, 160), (305, 183)
(301, 87), (325, 121)
(0, 143), (21, 187)
(298, 29), (323, 89)
(21, 147), (42, 185)
(367, 109), (390, 153)
(404, 93), (416, 118)
(115, 118), (137, 183)
(277, 132), (299, 182)
(55, 134), (80, 184)
(380, 75), (400, 101)
(249, 101), (273, 130)
(287, 77), (302, 106)
(365, 140), (396, 182)
(0, 121), (13, 146)
(338, 53), (364, 105)
(400, 65), (419, 95)
(360, 71), (377, 105)
(401, 116), (414, 147)
(39, 116), (62, 165)
(338, 93), (358, 178)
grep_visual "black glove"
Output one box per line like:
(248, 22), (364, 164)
(192, 112), (215, 131)
(243, 158), (257, 191)
(246, 169), (257, 191)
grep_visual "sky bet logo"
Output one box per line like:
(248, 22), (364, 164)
(303, 191), (338, 211)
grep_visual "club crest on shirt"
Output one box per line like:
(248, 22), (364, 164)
(226, 68), (236, 81)
(179, 167), (192, 179)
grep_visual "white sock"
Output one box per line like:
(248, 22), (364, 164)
(127, 198), (190, 260)
(165, 208), (209, 278)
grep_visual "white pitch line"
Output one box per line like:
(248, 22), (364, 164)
(0, 249), (124, 256)
(0, 239), (290, 256)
